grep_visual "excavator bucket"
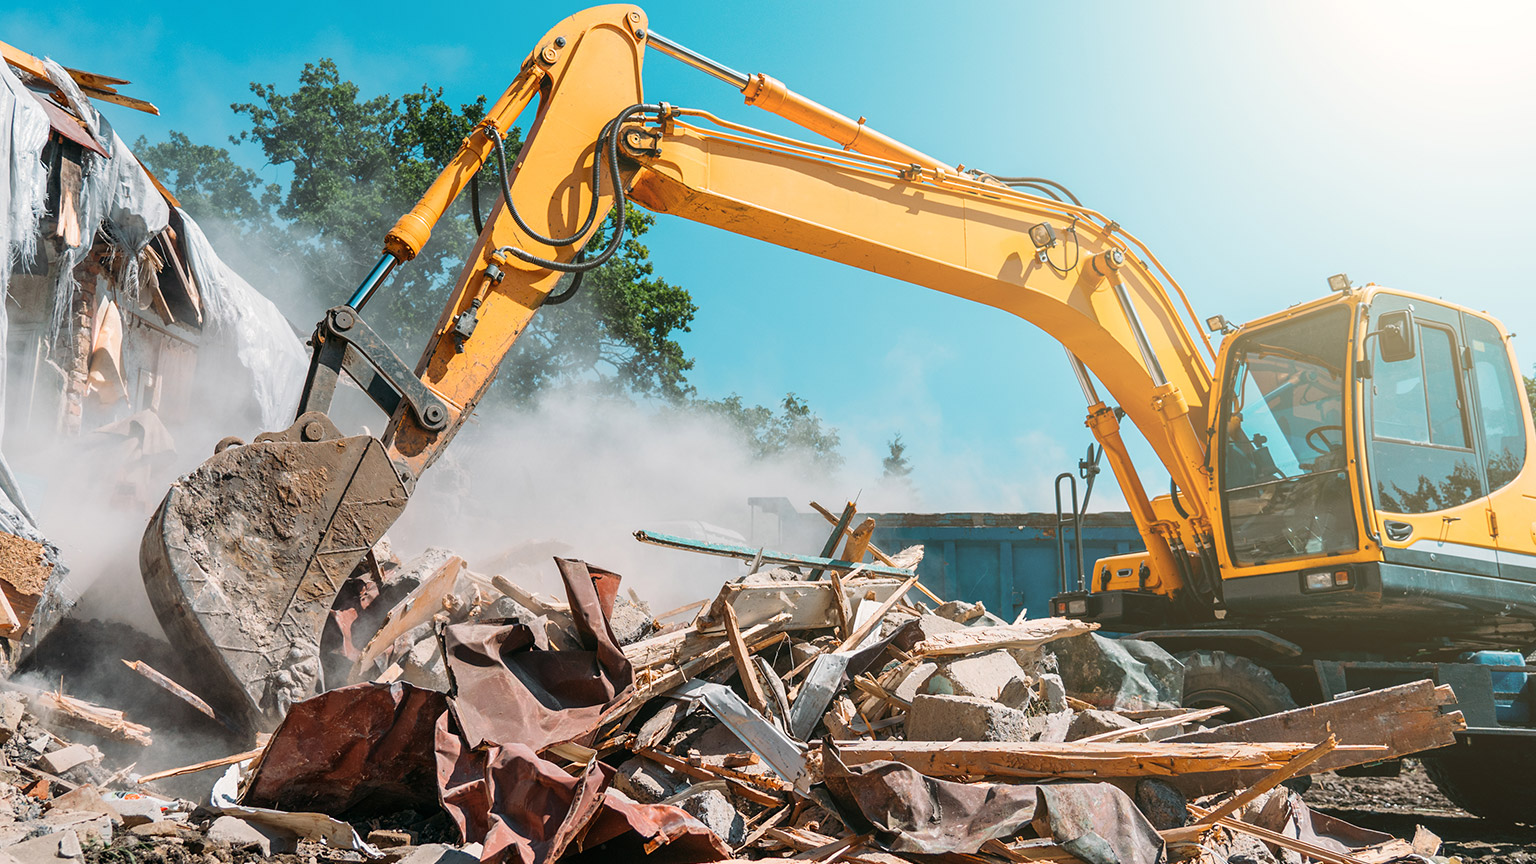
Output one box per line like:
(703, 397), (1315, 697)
(140, 412), (409, 737)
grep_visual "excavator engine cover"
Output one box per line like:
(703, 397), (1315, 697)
(140, 412), (409, 737)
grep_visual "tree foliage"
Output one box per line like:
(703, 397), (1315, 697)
(882, 433), (912, 478)
(137, 58), (695, 403)
(692, 393), (843, 470)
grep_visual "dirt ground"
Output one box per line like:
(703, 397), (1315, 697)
(1306, 761), (1536, 863)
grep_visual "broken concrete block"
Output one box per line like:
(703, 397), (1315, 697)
(889, 662), (938, 704)
(206, 815), (297, 855)
(1039, 673), (1067, 713)
(38, 745), (97, 775)
(46, 787), (120, 825)
(394, 844), (482, 864)
(5, 831), (82, 864)
(366, 829), (416, 848)
(923, 650), (1029, 703)
(1051, 634), (1182, 709)
(0, 693), (26, 742)
(906, 694), (1030, 743)
(998, 677), (1034, 711)
(1134, 779), (1188, 830)
(931, 600), (987, 624)
(1066, 709), (1145, 742)
(676, 789), (744, 846)
(608, 595), (655, 645)
(613, 757), (686, 804)
(52, 835), (77, 861)
(129, 822), (184, 838)
(1025, 709), (1075, 743)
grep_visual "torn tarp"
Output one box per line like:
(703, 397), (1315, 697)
(823, 748), (1163, 864)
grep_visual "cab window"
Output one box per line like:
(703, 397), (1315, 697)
(1465, 315), (1527, 492)
(1369, 305), (1481, 514)
(1220, 307), (1356, 565)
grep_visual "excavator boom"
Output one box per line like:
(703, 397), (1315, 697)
(142, 5), (1223, 735)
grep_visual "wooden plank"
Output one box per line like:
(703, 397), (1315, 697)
(635, 748), (785, 807)
(911, 617), (1098, 656)
(137, 748), (263, 784)
(1074, 706), (1227, 743)
(1166, 680), (1465, 796)
(723, 600), (771, 716)
(1186, 804), (1369, 864)
(356, 556), (464, 670)
(830, 739), (1385, 780)
(832, 573), (918, 652)
(827, 568), (852, 640)
(606, 615), (790, 721)
(1192, 734), (1336, 826)
(841, 518), (876, 566)
(810, 501), (857, 580)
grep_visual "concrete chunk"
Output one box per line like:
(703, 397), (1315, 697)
(394, 844), (482, 864)
(613, 757), (685, 804)
(1067, 709), (1146, 742)
(38, 745), (97, 775)
(923, 650), (1029, 703)
(206, 815), (298, 856)
(906, 694), (1030, 743)
(676, 789), (744, 846)
(1051, 634), (1182, 709)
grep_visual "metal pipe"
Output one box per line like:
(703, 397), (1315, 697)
(347, 254), (398, 310)
(1064, 348), (1099, 404)
(646, 31), (750, 89)
(1112, 281), (1168, 386)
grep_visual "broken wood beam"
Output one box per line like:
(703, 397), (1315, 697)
(1186, 804), (1369, 864)
(32, 690), (151, 746)
(723, 600), (771, 717)
(121, 659), (237, 732)
(1074, 705), (1228, 743)
(1192, 733), (1337, 826)
(810, 501), (857, 580)
(137, 747), (264, 784)
(911, 617), (1098, 656)
(832, 573), (918, 652)
(829, 739), (1386, 780)
(1166, 680), (1464, 796)
(810, 500), (944, 604)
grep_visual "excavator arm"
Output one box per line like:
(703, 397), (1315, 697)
(142, 4), (1221, 736)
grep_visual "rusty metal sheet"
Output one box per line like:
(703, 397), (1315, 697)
(241, 682), (446, 821)
(27, 90), (107, 156)
(435, 714), (729, 864)
(443, 558), (632, 752)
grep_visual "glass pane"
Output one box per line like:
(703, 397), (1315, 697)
(1421, 326), (1468, 448)
(1466, 315), (1527, 492)
(1220, 307), (1356, 565)
(1369, 306), (1481, 515)
(1372, 338), (1429, 443)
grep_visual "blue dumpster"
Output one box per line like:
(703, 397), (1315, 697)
(747, 498), (1144, 622)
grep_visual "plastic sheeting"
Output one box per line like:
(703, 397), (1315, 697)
(0, 61), (50, 524)
(177, 209), (305, 430)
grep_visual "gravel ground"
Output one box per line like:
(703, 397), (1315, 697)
(1305, 761), (1536, 863)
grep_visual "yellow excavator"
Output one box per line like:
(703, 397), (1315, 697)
(140, 5), (1536, 819)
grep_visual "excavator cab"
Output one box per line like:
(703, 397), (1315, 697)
(1066, 285), (1536, 651)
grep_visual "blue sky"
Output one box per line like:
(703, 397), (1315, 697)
(10, 1), (1536, 512)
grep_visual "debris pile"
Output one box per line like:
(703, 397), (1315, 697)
(0, 503), (1464, 864)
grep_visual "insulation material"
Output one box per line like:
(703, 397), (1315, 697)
(86, 297), (127, 404)
(176, 209), (304, 430)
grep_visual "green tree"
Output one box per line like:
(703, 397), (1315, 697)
(692, 393), (843, 470)
(1526, 373), (1535, 417)
(138, 58), (695, 402)
(882, 433), (912, 478)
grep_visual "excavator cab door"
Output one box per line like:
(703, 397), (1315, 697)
(1363, 294), (1499, 576)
